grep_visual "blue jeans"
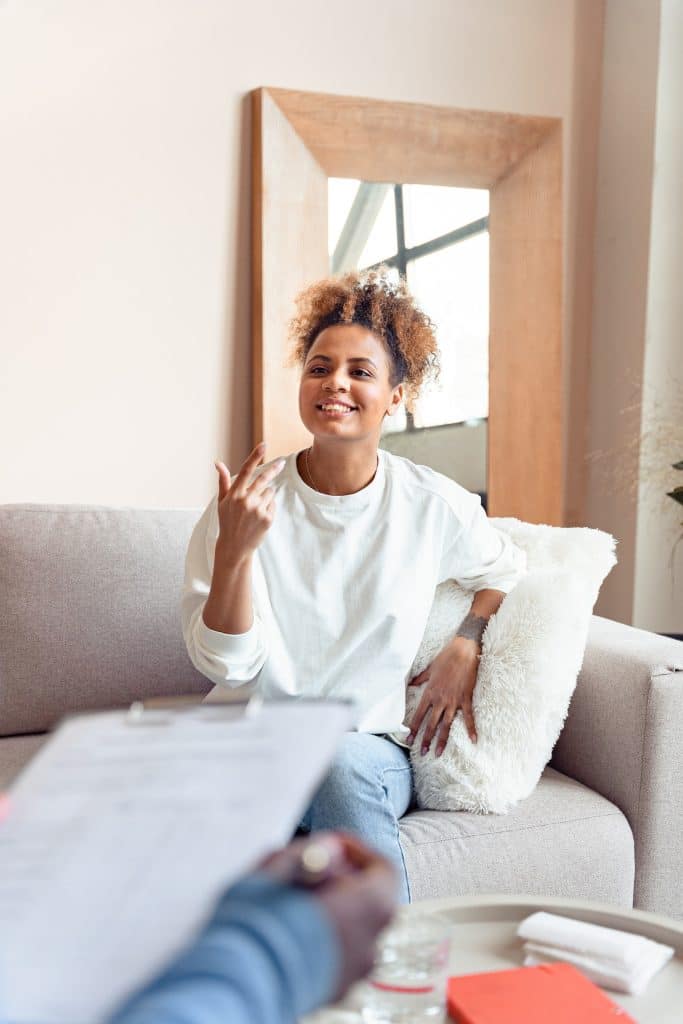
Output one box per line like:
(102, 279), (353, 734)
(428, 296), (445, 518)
(299, 733), (414, 903)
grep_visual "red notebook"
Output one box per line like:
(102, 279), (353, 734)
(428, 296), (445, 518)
(447, 963), (636, 1023)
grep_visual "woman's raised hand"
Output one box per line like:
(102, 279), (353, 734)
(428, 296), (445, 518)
(214, 443), (286, 565)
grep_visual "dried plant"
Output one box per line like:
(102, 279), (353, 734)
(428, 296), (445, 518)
(585, 370), (683, 580)
(668, 462), (683, 510)
(585, 374), (681, 502)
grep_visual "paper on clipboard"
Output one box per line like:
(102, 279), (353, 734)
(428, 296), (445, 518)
(0, 699), (353, 1024)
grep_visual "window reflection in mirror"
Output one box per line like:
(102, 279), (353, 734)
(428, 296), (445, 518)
(328, 180), (489, 507)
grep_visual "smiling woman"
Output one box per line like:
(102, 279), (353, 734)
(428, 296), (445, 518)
(298, 325), (403, 495)
(182, 268), (528, 904)
(286, 270), (441, 496)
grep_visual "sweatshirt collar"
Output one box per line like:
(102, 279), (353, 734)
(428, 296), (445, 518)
(288, 449), (386, 511)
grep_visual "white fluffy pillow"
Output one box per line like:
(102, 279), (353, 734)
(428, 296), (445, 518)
(405, 519), (617, 814)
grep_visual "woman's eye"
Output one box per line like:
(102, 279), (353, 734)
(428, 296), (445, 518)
(307, 366), (371, 377)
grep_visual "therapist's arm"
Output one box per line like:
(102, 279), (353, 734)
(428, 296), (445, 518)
(108, 875), (338, 1024)
(108, 835), (397, 1024)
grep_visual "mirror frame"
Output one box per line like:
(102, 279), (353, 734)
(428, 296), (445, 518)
(252, 86), (563, 524)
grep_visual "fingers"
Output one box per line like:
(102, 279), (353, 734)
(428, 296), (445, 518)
(214, 461), (231, 502)
(407, 700), (477, 755)
(435, 707), (456, 757)
(261, 833), (346, 886)
(230, 442), (267, 496)
(408, 667), (429, 687)
(262, 833), (389, 894)
(336, 832), (386, 871)
(323, 834), (397, 905)
(406, 698), (432, 747)
(346, 856), (400, 912)
(318, 836), (398, 915)
(462, 699), (478, 744)
(249, 457), (286, 497)
(217, 444), (285, 503)
(420, 705), (444, 755)
(291, 835), (350, 886)
(259, 836), (312, 881)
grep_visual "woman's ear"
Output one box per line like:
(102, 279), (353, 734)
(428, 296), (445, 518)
(386, 382), (405, 416)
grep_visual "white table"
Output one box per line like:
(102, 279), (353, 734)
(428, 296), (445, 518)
(302, 894), (683, 1023)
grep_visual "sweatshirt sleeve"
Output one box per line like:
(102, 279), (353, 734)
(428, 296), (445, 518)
(107, 874), (340, 1024)
(438, 490), (527, 593)
(181, 498), (269, 687)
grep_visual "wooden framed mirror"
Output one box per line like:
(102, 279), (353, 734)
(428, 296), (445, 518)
(252, 87), (563, 524)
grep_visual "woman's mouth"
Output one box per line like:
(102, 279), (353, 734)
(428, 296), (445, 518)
(316, 402), (358, 417)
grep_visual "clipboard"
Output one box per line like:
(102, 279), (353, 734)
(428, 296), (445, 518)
(0, 696), (353, 1024)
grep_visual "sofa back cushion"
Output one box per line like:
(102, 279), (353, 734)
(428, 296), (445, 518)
(0, 505), (211, 735)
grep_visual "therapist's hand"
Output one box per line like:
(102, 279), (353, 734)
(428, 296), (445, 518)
(261, 833), (397, 999)
(406, 636), (480, 755)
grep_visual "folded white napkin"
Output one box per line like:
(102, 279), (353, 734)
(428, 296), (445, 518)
(517, 911), (674, 996)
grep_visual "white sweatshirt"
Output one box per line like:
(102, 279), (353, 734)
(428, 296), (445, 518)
(181, 449), (527, 736)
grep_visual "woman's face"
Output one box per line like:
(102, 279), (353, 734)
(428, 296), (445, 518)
(298, 323), (404, 442)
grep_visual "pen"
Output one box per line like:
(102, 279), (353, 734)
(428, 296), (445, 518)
(292, 838), (354, 888)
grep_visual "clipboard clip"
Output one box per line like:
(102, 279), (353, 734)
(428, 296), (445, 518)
(126, 701), (170, 726)
(125, 692), (264, 726)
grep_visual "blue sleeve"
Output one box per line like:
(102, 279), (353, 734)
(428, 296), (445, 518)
(107, 874), (340, 1024)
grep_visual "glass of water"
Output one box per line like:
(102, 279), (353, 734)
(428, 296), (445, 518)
(359, 911), (452, 1023)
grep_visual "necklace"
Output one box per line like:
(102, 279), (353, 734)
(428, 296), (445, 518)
(304, 446), (320, 492)
(304, 447), (379, 494)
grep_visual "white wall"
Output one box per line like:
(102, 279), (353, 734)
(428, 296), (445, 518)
(0, 0), (582, 509)
(633, 0), (683, 633)
(584, 0), (661, 624)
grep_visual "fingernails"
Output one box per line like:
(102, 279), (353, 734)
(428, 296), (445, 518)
(406, 733), (414, 745)
(421, 744), (428, 756)
(436, 745), (444, 757)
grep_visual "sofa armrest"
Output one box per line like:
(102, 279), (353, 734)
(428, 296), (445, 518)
(551, 615), (683, 917)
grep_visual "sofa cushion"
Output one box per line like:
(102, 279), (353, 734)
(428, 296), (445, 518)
(401, 767), (634, 906)
(0, 734), (47, 790)
(0, 505), (210, 735)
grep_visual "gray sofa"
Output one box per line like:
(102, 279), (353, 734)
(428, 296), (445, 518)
(1, 504), (682, 917)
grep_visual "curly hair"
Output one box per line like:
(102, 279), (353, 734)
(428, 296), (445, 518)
(286, 268), (440, 407)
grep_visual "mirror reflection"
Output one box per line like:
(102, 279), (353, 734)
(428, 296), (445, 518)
(328, 180), (489, 508)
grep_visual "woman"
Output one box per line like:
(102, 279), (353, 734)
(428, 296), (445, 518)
(182, 270), (526, 902)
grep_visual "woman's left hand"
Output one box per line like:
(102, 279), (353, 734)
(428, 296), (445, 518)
(406, 637), (480, 756)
